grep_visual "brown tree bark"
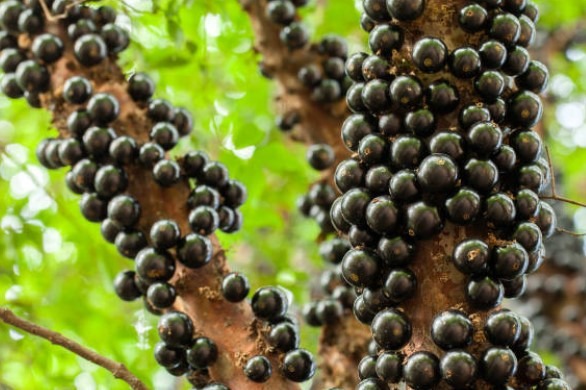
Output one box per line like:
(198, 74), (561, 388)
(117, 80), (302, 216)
(238, 1), (373, 388)
(32, 12), (298, 390)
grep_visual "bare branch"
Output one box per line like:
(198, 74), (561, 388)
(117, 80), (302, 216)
(0, 307), (148, 390)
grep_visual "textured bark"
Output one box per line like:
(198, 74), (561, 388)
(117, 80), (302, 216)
(35, 15), (297, 390)
(395, 0), (493, 364)
(524, 22), (586, 386)
(239, 1), (371, 388)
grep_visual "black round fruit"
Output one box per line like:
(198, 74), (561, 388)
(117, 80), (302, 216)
(244, 355), (272, 383)
(146, 282), (176, 309)
(153, 160), (181, 187)
(251, 287), (288, 321)
(412, 37), (447, 73)
(404, 351), (441, 389)
(390, 135), (425, 170)
(307, 144), (335, 171)
(426, 81), (460, 114)
(359, 355), (377, 380)
(389, 76), (423, 109)
(431, 310), (473, 350)
(485, 310), (521, 347)
(375, 352), (402, 383)
(517, 60), (549, 93)
(115, 230), (147, 259)
(74, 34), (107, 66)
(0, 73), (23, 99)
(200, 162), (229, 188)
(67, 109), (93, 138)
(406, 202), (443, 239)
(475, 70), (505, 101)
(268, 321), (299, 352)
(463, 158), (499, 193)
(221, 272), (250, 303)
(148, 98), (175, 122)
(154, 342), (185, 369)
(362, 55), (391, 81)
(177, 233), (213, 268)
(100, 23), (130, 53)
(280, 22), (309, 49)
(150, 122), (179, 151)
(467, 276), (504, 309)
(149, 219), (181, 250)
(346, 52), (368, 82)
(15, 60), (50, 93)
(363, 0), (392, 22)
(107, 194), (140, 227)
(452, 239), (490, 275)
(371, 308), (412, 350)
(459, 3), (488, 32)
(109, 136), (137, 165)
(0, 1), (24, 33)
(485, 193), (516, 226)
(113, 270), (141, 301)
(513, 222), (542, 252)
(383, 268), (417, 302)
(386, 0), (425, 21)
(266, 0), (295, 25)
(157, 311), (194, 348)
(405, 108), (435, 137)
(94, 165), (127, 199)
(137, 143), (163, 168)
(341, 249), (380, 288)
(503, 46), (531, 76)
(128, 73), (155, 102)
(135, 247), (176, 283)
(100, 218), (121, 243)
(365, 196), (399, 235)
(32, 34), (64, 64)
(187, 337), (218, 369)
(416, 154), (458, 193)
(508, 91), (543, 128)
(445, 188), (481, 225)
(517, 352), (546, 385)
(88, 93), (120, 125)
(440, 350), (478, 388)
(449, 47), (481, 79)
(480, 347), (518, 385)
(491, 243), (529, 280)
(510, 129), (542, 163)
(361, 79), (391, 114)
(63, 76), (93, 104)
(490, 13), (521, 46)
(188, 185), (221, 209)
(82, 126), (116, 159)
(281, 349), (316, 382)
(368, 24), (403, 57)
(80, 192), (107, 222)
(377, 236), (414, 267)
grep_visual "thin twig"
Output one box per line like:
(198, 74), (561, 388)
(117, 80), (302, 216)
(541, 145), (586, 207)
(555, 227), (586, 237)
(541, 196), (586, 208)
(40, 0), (89, 22)
(0, 308), (148, 390)
(545, 146), (558, 198)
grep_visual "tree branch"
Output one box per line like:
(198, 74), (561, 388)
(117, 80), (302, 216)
(30, 10), (298, 390)
(239, 2), (370, 388)
(0, 307), (147, 390)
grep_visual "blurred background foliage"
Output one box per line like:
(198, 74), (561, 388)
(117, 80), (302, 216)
(0, 0), (585, 389)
